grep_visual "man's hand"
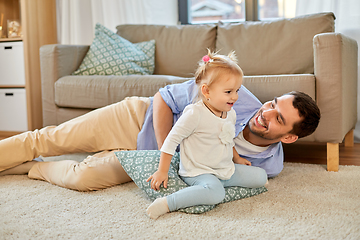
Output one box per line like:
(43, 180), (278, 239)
(147, 170), (169, 191)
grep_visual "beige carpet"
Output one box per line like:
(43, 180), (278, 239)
(1, 162), (360, 239)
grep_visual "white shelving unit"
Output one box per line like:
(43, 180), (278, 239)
(0, 40), (28, 131)
(0, 0), (57, 137)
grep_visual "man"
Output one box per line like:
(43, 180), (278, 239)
(0, 80), (320, 191)
(150, 80), (320, 178)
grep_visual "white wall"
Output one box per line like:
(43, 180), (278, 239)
(56, 0), (178, 45)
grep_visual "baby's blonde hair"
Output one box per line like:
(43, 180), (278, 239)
(194, 49), (243, 100)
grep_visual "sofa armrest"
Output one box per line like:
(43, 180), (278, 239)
(313, 33), (358, 143)
(40, 44), (89, 126)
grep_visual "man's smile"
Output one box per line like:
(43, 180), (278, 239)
(255, 114), (267, 129)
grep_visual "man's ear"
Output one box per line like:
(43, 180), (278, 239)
(280, 134), (298, 144)
(201, 84), (210, 99)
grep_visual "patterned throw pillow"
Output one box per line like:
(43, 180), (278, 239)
(73, 23), (155, 76)
(115, 150), (267, 214)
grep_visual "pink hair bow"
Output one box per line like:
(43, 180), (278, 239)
(202, 55), (211, 62)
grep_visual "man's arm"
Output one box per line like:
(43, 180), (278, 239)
(153, 92), (173, 149)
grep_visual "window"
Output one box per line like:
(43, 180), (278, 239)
(258, 0), (296, 20)
(191, 0), (245, 23)
(178, 0), (297, 24)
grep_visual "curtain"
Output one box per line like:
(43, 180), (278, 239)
(295, 0), (360, 142)
(57, 0), (178, 45)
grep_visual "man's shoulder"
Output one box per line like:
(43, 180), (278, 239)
(238, 86), (262, 105)
(159, 79), (197, 114)
(160, 79), (196, 93)
(233, 86), (263, 116)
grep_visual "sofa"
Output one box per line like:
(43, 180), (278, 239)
(39, 12), (358, 172)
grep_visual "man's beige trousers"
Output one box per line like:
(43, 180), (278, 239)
(0, 97), (150, 191)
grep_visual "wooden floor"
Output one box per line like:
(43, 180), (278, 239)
(283, 142), (360, 166)
(1, 135), (360, 166)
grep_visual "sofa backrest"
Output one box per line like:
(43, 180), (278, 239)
(216, 12), (335, 75)
(116, 24), (217, 78)
(116, 12), (335, 77)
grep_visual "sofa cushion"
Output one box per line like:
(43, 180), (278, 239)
(54, 74), (315, 110)
(216, 12), (335, 75)
(116, 24), (217, 77)
(54, 75), (190, 109)
(242, 74), (316, 103)
(73, 23), (155, 76)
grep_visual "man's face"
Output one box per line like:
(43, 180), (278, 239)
(248, 94), (302, 142)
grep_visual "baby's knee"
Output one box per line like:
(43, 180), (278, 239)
(203, 183), (226, 205)
(253, 168), (268, 187)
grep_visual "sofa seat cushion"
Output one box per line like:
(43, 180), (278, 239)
(243, 74), (316, 104)
(55, 74), (315, 109)
(54, 75), (190, 109)
(217, 12), (335, 75)
(116, 24), (217, 78)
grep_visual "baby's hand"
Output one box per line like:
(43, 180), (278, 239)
(234, 156), (252, 166)
(146, 170), (169, 191)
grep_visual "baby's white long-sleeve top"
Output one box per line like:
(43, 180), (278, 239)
(160, 100), (237, 180)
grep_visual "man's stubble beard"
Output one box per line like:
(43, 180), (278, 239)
(248, 119), (284, 141)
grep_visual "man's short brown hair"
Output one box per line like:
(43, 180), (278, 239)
(286, 91), (321, 138)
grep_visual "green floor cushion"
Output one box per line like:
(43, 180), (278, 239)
(73, 23), (155, 76)
(115, 150), (267, 214)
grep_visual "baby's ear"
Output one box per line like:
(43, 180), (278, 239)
(201, 84), (210, 98)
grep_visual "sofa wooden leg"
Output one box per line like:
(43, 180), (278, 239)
(344, 129), (354, 147)
(327, 143), (339, 172)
